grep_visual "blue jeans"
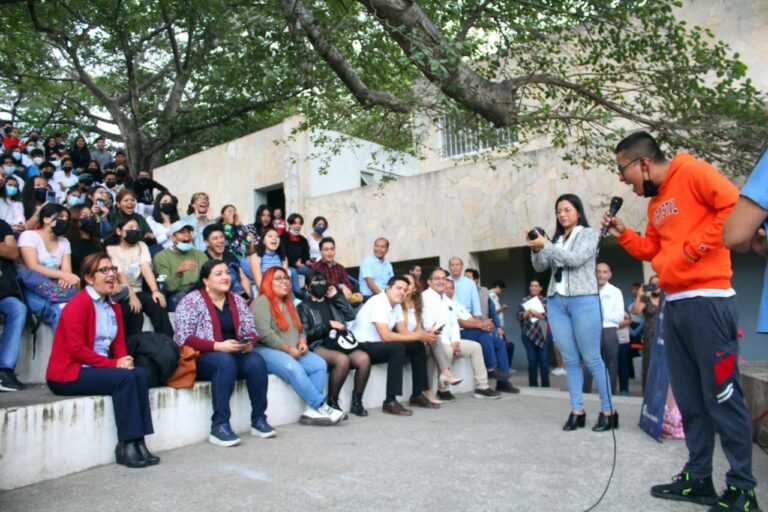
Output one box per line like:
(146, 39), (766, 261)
(289, 266), (314, 296)
(253, 346), (327, 409)
(196, 351), (269, 429)
(0, 296), (27, 370)
(460, 329), (510, 374)
(522, 333), (550, 387)
(547, 294), (612, 412)
(23, 290), (61, 330)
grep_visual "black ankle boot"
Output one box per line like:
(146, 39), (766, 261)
(135, 438), (160, 465)
(592, 411), (619, 432)
(563, 412), (586, 431)
(115, 441), (148, 468)
(350, 392), (368, 417)
(327, 397), (348, 420)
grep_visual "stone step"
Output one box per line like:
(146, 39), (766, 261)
(1, 355), (477, 491)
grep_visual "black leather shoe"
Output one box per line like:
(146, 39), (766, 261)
(592, 411), (619, 432)
(563, 412), (586, 431)
(135, 438), (160, 465)
(350, 392), (368, 417)
(115, 441), (148, 468)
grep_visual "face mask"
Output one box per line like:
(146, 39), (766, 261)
(124, 229), (142, 245)
(62, 166), (73, 173)
(11, 152), (21, 161)
(175, 241), (193, 253)
(27, 146), (36, 153)
(642, 179), (658, 198)
(68, 195), (84, 207)
(160, 203), (175, 215)
(33, 157), (44, 166)
(52, 159), (61, 168)
(43, 170), (54, 180)
(104, 180), (116, 188)
(79, 216), (97, 232)
(138, 177), (149, 185)
(3, 165), (14, 174)
(289, 228), (300, 236)
(116, 176), (124, 184)
(52, 219), (70, 236)
(34, 189), (48, 202)
(310, 281), (328, 298)
(5, 185), (18, 197)
(314, 226), (327, 235)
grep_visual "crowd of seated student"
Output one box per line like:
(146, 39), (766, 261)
(0, 125), (520, 468)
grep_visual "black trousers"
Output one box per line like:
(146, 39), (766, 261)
(120, 292), (174, 338)
(358, 341), (427, 399)
(48, 366), (154, 441)
(664, 296), (755, 489)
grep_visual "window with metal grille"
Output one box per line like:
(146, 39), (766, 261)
(439, 116), (516, 158)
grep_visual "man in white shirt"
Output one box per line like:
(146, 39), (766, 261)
(583, 262), (630, 394)
(421, 267), (500, 401)
(350, 275), (439, 415)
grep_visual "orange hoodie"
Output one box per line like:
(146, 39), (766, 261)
(618, 153), (738, 295)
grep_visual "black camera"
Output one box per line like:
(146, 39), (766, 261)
(528, 227), (546, 240)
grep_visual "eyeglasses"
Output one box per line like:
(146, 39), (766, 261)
(273, 276), (290, 282)
(96, 266), (118, 275)
(617, 156), (643, 176)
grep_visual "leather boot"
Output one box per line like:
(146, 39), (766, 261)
(562, 412), (586, 431)
(115, 441), (147, 468)
(350, 392), (368, 417)
(136, 438), (160, 465)
(592, 411), (619, 432)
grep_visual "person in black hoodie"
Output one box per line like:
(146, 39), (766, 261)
(129, 169), (168, 207)
(297, 272), (371, 417)
(281, 213), (312, 296)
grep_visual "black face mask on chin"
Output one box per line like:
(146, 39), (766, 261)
(643, 179), (659, 198)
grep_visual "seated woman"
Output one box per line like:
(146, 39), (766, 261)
(250, 267), (343, 426)
(83, 184), (113, 239)
(105, 217), (174, 338)
(219, 204), (249, 260)
(403, 273), (460, 405)
(46, 252), (158, 468)
(249, 226), (288, 290)
(146, 192), (179, 253)
(21, 175), (54, 230)
(65, 204), (104, 278)
(107, 189), (156, 245)
(297, 272), (371, 417)
(18, 203), (79, 329)
(174, 259), (274, 447)
(0, 174), (25, 236)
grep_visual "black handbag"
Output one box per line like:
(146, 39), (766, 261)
(327, 328), (359, 354)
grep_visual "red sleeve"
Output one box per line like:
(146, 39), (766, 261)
(64, 299), (118, 368)
(618, 224), (661, 262)
(184, 336), (216, 353)
(683, 165), (739, 261)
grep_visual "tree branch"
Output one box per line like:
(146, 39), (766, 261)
(455, 0), (493, 43)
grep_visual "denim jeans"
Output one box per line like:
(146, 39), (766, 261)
(196, 351), (269, 429)
(23, 290), (61, 330)
(253, 346), (327, 409)
(289, 266), (314, 296)
(521, 333), (550, 387)
(547, 293), (612, 412)
(460, 329), (510, 374)
(0, 296), (27, 370)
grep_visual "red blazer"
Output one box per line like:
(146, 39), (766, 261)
(46, 289), (128, 382)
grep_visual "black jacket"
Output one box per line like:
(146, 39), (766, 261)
(297, 293), (356, 349)
(126, 332), (179, 387)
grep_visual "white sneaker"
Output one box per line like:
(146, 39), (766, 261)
(299, 403), (343, 426)
(551, 367), (566, 376)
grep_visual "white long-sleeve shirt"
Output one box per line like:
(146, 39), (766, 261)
(599, 282), (626, 328)
(421, 288), (460, 345)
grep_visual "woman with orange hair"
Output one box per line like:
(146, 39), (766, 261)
(251, 267), (343, 426)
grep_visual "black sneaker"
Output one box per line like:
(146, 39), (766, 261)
(495, 380), (520, 393)
(436, 390), (456, 402)
(708, 485), (761, 511)
(650, 471), (718, 505)
(0, 369), (26, 392)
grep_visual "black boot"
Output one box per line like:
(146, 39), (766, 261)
(135, 438), (160, 465)
(350, 392), (368, 417)
(563, 412), (586, 431)
(327, 397), (348, 420)
(592, 411), (619, 432)
(115, 441), (148, 468)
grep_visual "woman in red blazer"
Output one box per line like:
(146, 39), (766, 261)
(46, 252), (158, 468)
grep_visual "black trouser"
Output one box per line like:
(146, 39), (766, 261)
(48, 366), (154, 441)
(358, 341), (427, 399)
(120, 292), (174, 338)
(583, 327), (619, 394)
(664, 296), (755, 490)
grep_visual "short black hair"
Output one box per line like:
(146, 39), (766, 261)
(287, 213), (304, 225)
(312, 215), (327, 227)
(387, 275), (409, 288)
(615, 131), (666, 163)
(427, 266), (447, 280)
(491, 279), (506, 290)
(203, 223), (225, 241)
(465, 268), (479, 280)
(407, 264), (421, 273)
(319, 236), (335, 250)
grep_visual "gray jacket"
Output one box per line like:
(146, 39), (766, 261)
(531, 227), (599, 297)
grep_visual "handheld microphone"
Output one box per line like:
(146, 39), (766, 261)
(600, 196), (624, 238)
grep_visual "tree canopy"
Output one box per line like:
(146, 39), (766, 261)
(1, 0), (765, 175)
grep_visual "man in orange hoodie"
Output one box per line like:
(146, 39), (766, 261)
(604, 132), (758, 512)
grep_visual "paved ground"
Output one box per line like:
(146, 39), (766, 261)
(1, 385), (766, 512)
